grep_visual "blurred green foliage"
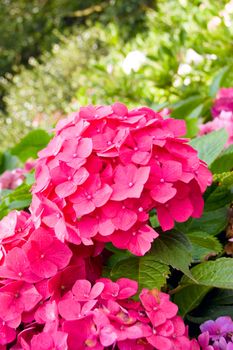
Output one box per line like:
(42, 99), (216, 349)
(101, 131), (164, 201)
(1, 0), (233, 149)
(0, 0), (153, 76)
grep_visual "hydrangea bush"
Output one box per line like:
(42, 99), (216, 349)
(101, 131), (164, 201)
(0, 100), (232, 349)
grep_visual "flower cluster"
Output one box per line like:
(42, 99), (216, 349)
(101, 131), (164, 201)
(32, 103), (212, 256)
(199, 88), (233, 146)
(0, 209), (102, 348)
(0, 160), (35, 192)
(0, 244), (195, 350)
(198, 316), (233, 350)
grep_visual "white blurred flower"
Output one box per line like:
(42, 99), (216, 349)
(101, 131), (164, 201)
(225, 0), (233, 13)
(184, 77), (191, 86)
(206, 54), (217, 60)
(218, 0), (233, 27)
(178, 63), (192, 75)
(173, 77), (182, 87)
(122, 50), (146, 75)
(207, 16), (221, 31)
(106, 64), (113, 74)
(220, 10), (232, 27)
(185, 49), (203, 64)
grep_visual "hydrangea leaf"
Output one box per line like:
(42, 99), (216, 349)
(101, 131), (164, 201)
(175, 259), (233, 317)
(211, 144), (233, 173)
(0, 151), (19, 174)
(174, 285), (211, 317)
(182, 289), (233, 323)
(186, 232), (222, 262)
(170, 95), (204, 119)
(110, 256), (170, 291)
(181, 258), (233, 289)
(177, 207), (228, 236)
(0, 183), (32, 219)
(204, 184), (233, 211)
(210, 289), (233, 305)
(188, 305), (233, 324)
(209, 65), (232, 97)
(190, 129), (228, 165)
(10, 129), (51, 162)
(149, 230), (193, 279)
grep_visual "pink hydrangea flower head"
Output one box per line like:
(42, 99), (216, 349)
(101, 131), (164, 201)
(31, 103), (211, 256)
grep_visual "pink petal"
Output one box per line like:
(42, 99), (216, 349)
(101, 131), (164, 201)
(169, 197), (193, 222)
(90, 282), (105, 299)
(147, 334), (172, 350)
(150, 183), (177, 203)
(93, 184), (113, 207)
(58, 298), (81, 320)
(163, 161), (182, 182)
(72, 280), (91, 301)
(55, 181), (77, 198)
(113, 207), (137, 231)
(112, 102), (128, 116)
(100, 325), (118, 346)
(157, 207), (174, 231)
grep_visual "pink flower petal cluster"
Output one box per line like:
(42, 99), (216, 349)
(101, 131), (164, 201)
(198, 316), (233, 350)
(199, 88), (233, 146)
(0, 209), (104, 348)
(0, 160), (35, 191)
(211, 88), (233, 118)
(31, 103), (212, 256)
(0, 266), (196, 350)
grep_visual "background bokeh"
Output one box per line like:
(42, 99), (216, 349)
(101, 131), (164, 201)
(0, 0), (233, 149)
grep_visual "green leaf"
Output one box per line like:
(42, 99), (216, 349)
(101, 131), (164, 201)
(0, 152), (19, 174)
(186, 232), (222, 262)
(204, 185), (233, 211)
(190, 129), (228, 165)
(181, 258), (233, 289)
(209, 65), (232, 97)
(210, 289), (233, 305)
(105, 244), (132, 268)
(187, 289), (233, 323)
(110, 256), (170, 291)
(185, 117), (199, 138)
(0, 183), (32, 219)
(211, 144), (233, 173)
(10, 129), (51, 162)
(174, 285), (211, 317)
(150, 231), (193, 279)
(187, 103), (204, 119)
(177, 206), (228, 236)
(188, 305), (233, 324)
(149, 212), (160, 228)
(170, 96), (204, 119)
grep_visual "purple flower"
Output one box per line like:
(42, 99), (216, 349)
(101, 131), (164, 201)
(198, 317), (233, 350)
(200, 317), (233, 342)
